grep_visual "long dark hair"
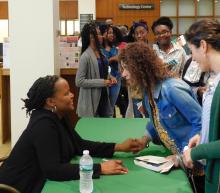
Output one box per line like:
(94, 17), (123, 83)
(22, 75), (59, 115)
(104, 26), (123, 48)
(113, 26), (123, 46)
(80, 21), (106, 69)
(80, 22), (102, 54)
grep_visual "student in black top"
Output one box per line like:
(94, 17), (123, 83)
(0, 75), (142, 193)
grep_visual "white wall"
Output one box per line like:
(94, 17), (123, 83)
(0, 20), (8, 42)
(78, 0), (96, 19)
(8, 0), (59, 146)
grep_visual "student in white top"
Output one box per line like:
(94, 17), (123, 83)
(151, 17), (188, 77)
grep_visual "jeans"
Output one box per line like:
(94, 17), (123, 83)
(109, 73), (121, 109)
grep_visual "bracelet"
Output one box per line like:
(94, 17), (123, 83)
(142, 136), (149, 148)
(145, 142), (149, 148)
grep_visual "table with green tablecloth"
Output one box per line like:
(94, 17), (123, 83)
(41, 118), (193, 193)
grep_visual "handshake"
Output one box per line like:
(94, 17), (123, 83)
(115, 136), (149, 154)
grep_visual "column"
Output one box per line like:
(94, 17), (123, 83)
(8, 0), (59, 146)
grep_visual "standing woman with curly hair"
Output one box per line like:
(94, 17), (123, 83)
(76, 22), (116, 117)
(119, 42), (204, 192)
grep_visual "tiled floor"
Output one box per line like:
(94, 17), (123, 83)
(115, 106), (122, 118)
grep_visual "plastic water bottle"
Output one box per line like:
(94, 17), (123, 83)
(79, 150), (93, 193)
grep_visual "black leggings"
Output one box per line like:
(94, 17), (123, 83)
(96, 88), (111, 117)
(189, 175), (205, 193)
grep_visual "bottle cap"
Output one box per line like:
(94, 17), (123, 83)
(83, 150), (89, 155)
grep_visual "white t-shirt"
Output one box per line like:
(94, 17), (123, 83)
(200, 73), (220, 144)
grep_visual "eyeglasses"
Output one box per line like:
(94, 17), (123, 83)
(154, 30), (171, 37)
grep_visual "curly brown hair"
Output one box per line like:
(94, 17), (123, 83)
(118, 42), (172, 91)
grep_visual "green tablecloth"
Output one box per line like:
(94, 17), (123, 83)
(42, 118), (193, 193)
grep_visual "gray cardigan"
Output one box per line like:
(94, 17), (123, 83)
(75, 47), (112, 117)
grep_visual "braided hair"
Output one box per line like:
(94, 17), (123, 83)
(80, 21), (102, 55)
(80, 21), (106, 71)
(22, 75), (59, 116)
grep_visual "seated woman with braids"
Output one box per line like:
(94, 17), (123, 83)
(0, 75), (142, 193)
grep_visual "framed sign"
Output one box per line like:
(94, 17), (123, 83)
(119, 4), (154, 10)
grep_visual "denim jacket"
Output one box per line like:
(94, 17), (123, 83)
(144, 78), (202, 153)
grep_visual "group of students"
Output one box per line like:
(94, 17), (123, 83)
(75, 16), (190, 119)
(0, 18), (219, 193)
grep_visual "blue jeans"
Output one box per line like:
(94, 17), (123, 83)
(109, 76), (121, 108)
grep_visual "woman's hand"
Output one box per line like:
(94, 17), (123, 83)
(104, 78), (117, 87)
(166, 155), (179, 167)
(114, 138), (142, 153)
(134, 136), (149, 151)
(183, 148), (194, 169)
(101, 160), (128, 175)
(104, 79), (112, 87)
(110, 77), (117, 85)
(188, 134), (200, 148)
(109, 56), (118, 63)
(105, 46), (111, 52)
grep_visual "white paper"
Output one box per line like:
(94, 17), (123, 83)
(134, 155), (174, 173)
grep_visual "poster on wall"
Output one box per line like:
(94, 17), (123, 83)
(80, 14), (93, 31)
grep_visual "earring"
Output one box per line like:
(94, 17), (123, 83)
(51, 106), (57, 113)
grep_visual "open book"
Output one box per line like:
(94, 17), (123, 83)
(134, 155), (174, 173)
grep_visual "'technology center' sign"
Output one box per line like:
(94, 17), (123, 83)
(119, 4), (155, 10)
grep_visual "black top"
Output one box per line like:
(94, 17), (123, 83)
(182, 57), (205, 87)
(97, 56), (108, 79)
(0, 109), (115, 193)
